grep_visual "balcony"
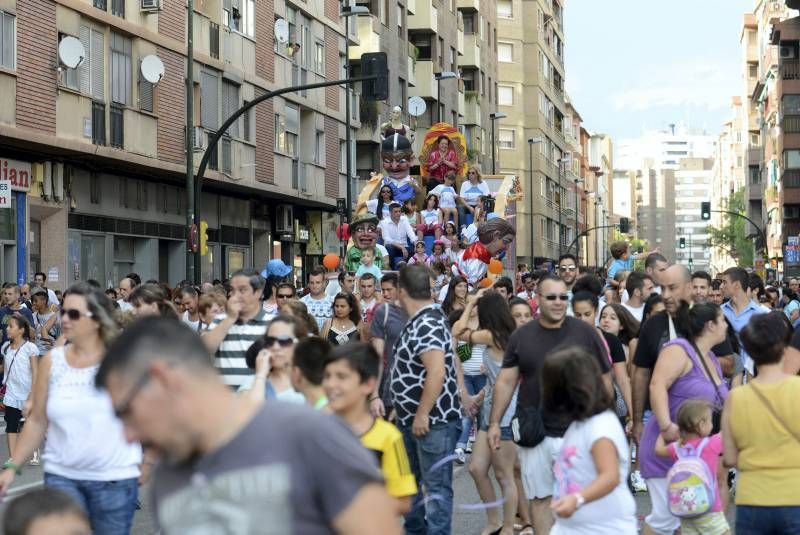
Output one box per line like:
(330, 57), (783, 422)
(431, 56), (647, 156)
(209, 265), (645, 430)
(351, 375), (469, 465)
(409, 60), (435, 99)
(783, 115), (800, 134)
(781, 59), (800, 80)
(409, 0), (437, 32)
(349, 17), (381, 59)
(457, 0), (479, 11)
(458, 90), (466, 118)
(747, 147), (763, 166)
(463, 95), (480, 125)
(461, 34), (481, 69)
(408, 53), (417, 87)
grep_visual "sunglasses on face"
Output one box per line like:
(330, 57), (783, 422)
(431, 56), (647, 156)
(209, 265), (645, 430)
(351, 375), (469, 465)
(276, 293), (294, 299)
(61, 308), (94, 320)
(264, 335), (297, 348)
(113, 372), (150, 420)
(559, 266), (577, 272)
(543, 294), (570, 301)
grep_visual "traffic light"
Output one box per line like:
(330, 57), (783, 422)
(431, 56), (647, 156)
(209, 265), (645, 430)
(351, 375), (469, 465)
(701, 201), (711, 221)
(619, 217), (630, 234)
(200, 220), (209, 256)
(361, 52), (389, 101)
(679, 237), (686, 249)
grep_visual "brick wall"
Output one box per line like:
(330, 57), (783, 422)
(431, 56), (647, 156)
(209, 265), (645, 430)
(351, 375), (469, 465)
(158, 0), (184, 41)
(324, 26), (339, 112)
(157, 48), (186, 165)
(255, 88), (274, 184)
(324, 116), (339, 197)
(15, 0), (56, 134)
(324, 0), (339, 22)
(255, 0), (275, 82)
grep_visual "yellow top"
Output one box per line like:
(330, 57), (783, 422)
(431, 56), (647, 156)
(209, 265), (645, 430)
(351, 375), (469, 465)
(729, 376), (800, 506)
(360, 419), (418, 499)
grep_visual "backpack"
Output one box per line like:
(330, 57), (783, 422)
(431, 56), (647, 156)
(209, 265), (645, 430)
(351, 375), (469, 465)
(665, 437), (716, 518)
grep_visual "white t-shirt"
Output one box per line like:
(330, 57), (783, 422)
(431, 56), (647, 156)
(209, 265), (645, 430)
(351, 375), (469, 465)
(552, 411), (637, 535)
(365, 199), (391, 220)
(420, 209), (440, 225)
(431, 184), (458, 208)
(182, 310), (201, 331)
(1, 341), (39, 410)
(621, 302), (644, 323)
(459, 180), (490, 206)
(118, 300), (133, 312)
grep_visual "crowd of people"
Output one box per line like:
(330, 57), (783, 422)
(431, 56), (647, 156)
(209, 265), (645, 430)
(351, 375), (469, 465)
(0, 230), (799, 534)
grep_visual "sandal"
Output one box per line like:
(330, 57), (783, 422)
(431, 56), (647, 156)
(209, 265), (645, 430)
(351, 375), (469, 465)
(518, 525), (534, 535)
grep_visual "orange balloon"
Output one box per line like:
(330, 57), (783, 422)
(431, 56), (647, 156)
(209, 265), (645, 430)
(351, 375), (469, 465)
(323, 253), (340, 271)
(478, 278), (493, 288)
(488, 259), (503, 275)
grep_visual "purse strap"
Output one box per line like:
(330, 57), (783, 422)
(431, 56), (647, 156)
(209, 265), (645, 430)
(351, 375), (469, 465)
(749, 383), (800, 446)
(689, 340), (725, 410)
(2, 344), (23, 386)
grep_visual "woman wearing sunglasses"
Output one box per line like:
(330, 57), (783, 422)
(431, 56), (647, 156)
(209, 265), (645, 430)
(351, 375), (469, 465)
(243, 315), (306, 404)
(0, 283), (142, 534)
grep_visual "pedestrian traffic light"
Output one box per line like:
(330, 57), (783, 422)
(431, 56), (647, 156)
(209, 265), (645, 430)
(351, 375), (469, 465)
(701, 201), (711, 221)
(200, 220), (209, 256)
(679, 237), (686, 249)
(619, 217), (630, 234)
(361, 52), (389, 101)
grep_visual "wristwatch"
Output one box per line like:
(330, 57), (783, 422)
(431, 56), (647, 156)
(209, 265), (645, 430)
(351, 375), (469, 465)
(573, 493), (585, 509)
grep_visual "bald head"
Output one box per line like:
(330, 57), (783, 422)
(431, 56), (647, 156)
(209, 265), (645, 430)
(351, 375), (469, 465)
(666, 264), (692, 285)
(662, 264), (693, 316)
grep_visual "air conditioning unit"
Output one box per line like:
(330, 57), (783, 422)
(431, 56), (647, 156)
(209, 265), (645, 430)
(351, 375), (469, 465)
(781, 46), (796, 59)
(141, 0), (161, 12)
(52, 162), (64, 201)
(193, 127), (206, 151)
(276, 204), (294, 233)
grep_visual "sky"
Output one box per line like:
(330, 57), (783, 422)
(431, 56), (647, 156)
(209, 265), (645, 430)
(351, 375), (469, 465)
(565, 0), (754, 141)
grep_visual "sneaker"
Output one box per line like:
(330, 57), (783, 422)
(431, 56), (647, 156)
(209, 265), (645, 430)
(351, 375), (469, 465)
(454, 448), (466, 465)
(465, 440), (473, 453)
(630, 470), (647, 492)
(29, 450), (40, 466)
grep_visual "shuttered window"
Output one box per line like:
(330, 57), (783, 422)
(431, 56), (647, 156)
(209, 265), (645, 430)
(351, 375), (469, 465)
(200, 71), (219, 129)
(110, 32), (132, 106)
(0, 11), (15, 70)
(79, 27), (105, 99)
(221, 80), (239, 137)
(221, 137), (232, 174)
(139, 66), (154, 113)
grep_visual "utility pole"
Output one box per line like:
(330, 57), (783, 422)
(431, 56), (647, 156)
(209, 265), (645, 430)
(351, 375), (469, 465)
(185, 0), (195, 282)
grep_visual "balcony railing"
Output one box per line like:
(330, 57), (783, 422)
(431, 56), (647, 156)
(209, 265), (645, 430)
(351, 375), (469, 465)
(783, 115), (800, 134)
(781, 59), (800, 80)
(784, 169), (800, 188)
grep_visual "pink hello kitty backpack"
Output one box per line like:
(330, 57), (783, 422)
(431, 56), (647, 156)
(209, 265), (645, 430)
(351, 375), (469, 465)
(665, 437), (716, 518)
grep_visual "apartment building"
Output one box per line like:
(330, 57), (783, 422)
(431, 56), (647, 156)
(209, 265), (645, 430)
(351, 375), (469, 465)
(674, 158), (714, 272)
(496, 0), (572, 266)
(0, 0), (355, 287)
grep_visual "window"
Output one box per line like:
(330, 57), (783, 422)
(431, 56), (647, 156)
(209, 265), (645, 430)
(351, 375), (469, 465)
(242, 100), (251, 142)
(785, 150), (800, 169)
(315, 130), (325, 165)
(210, 22), (220, 59)
(784, 94), (800, 115)
(226, 0), (255, 37)
(488, 76), (492, 102)
(413, 34), (431, 59)
(399, 77), (407, 107)
(221, 137), (232, 174)
(498, 129), (515, 149)
(139, 64), (154, 112)
(497, 0), (512, 18)
(397, 3), (404, 37)
(462, 70), (475, 91)
(110, 104), (124, 147)
(110, 33), (132, 105)
(200, 71), (219, 129)
(79, 26), (105, 99)
(438, 37), (444, 68)
(0, 11), (15, 70)
(750, 133), (760, 146)
(93, 0), (106, 9)
(450, 46), (456, 71)
(340, 140), (347, 173)
(111, 0), (124, 17)
(498, 85), (513, 105)
(285, 104), (299, 157)
(315, 42), (324, 74)
(222, 81), (239, 137)
(498, 42), (513, 62)
(748, 64), (757, 79)
(463, 13), (474, 34)
(90, 173), (101, 204)
(58, 33), (79, 89)
(274, 113), (285, 152)
(136, 180), (148, 210)
(381, 0), (389, 25)
(92, 101), (106, 145)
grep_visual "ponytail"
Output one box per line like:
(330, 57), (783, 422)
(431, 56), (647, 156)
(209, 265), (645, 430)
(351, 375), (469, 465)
(675, 301), (720, 342)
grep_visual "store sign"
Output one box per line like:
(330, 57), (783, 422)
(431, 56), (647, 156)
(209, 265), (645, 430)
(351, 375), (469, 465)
(0, 180), (10, 208)
(0, 157), (31, 192)
(296, 226), (309, 243)
(785, 237), (800, 267)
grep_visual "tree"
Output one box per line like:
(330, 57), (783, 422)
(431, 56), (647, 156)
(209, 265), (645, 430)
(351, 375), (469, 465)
(707, 190), (754, 267)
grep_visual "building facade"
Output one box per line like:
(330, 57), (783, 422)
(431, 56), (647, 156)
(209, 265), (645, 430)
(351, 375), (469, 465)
(0, 0), (358, 288)
(674, 158), (714, 272)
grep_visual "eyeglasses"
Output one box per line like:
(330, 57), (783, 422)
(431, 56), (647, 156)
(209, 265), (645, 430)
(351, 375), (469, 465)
(543, 294), (570, 301)
(276, 293), (294, 299)
(113, 372), (150, 420)
(559, 266), (577, 272)
(264, 335), (297, 348)
(61, 308), (94, 321)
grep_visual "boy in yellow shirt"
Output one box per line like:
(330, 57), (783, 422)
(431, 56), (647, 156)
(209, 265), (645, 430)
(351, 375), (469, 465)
(323, 342), (418, 513)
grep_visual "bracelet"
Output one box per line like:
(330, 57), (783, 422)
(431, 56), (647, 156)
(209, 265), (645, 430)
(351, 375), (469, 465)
(3, 459), (21, 475)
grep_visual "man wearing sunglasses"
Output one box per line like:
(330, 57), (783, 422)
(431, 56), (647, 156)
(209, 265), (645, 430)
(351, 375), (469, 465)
(96, 317), (399, 534)
(489, 274), (612, 535)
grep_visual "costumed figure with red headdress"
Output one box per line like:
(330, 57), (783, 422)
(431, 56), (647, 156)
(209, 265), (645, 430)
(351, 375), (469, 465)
(453, 217), (516, 287)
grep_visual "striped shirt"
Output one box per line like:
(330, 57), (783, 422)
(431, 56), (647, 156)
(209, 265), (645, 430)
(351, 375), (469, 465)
(210, 310), (269, 388)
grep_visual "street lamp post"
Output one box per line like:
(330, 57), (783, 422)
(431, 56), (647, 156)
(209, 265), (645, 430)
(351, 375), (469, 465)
(490, 112), (507, 174)
(434, 71), (458, 124)
(528, 137), (543, 268)
(341, 5), (371, 223)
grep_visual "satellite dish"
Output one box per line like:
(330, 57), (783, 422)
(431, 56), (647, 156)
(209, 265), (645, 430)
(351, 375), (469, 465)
(58, 36), (85, 69)
(408, 96), (426, 117)
(141, 55), (165, 84)
(274, 19), (289, 44)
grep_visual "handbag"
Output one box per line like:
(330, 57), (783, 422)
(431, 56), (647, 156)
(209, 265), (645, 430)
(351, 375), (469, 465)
(510, 405), (546, 448)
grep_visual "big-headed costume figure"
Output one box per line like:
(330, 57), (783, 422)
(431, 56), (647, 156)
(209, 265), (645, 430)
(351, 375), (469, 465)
(379, 134), (421, 204)
(453, 217), (516, 286)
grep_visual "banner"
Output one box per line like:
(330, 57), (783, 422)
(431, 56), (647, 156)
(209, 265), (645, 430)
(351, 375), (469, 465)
(306, 211), (323, 255)
(321, 212), (341, 255)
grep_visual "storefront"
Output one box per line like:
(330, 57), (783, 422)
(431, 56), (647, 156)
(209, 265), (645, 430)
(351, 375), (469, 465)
(0, 156), (32, 284)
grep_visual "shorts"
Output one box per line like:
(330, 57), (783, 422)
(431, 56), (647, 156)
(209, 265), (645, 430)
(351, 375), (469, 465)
(415, 223), (441, 235)
(680, 512), (730, 535)
(518, 436), (563, 500)
(4, 406), (23, 433)
(644, 477), (681, 534)
(478, 420), (513, 441)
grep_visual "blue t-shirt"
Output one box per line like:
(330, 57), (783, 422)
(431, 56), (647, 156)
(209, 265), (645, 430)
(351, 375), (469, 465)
(607, 257), (635, 283)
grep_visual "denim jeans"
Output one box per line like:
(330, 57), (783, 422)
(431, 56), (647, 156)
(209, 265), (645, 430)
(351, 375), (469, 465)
(385, 244), (408, 270)
(457, 373), (486, 450)
(399, 419), (461, 535)
(736, 505), (800, 535)
(45, 472), (138, 535)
